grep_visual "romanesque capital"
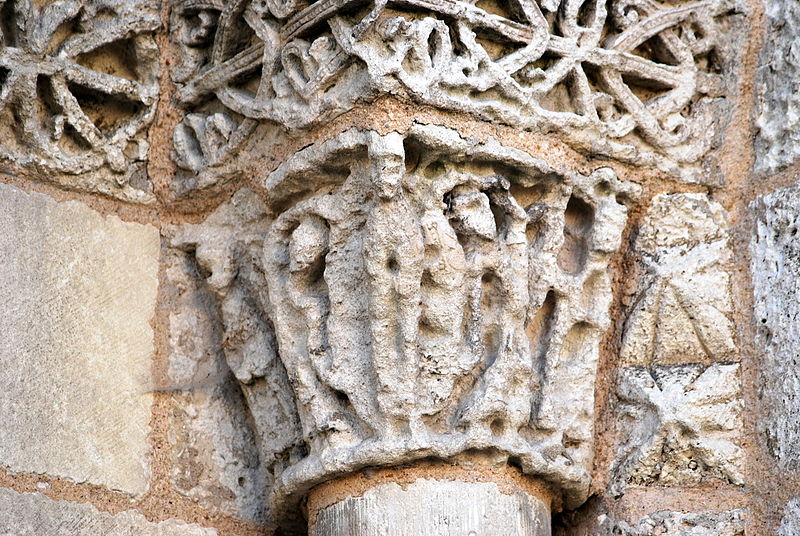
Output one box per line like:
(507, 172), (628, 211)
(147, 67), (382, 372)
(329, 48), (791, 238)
(171, 124), (639, 529)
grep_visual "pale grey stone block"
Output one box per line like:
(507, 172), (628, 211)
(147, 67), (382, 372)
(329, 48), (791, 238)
(779, 498), (800, 536)
(0, 183), (159, 494)
(751, 183), (800, 469)
(0, 488), (216, 536)
(755, 0), (800, 172)
(311, 479), (551, 536)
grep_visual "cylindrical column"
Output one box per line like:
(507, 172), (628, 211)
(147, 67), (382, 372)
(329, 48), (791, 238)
(307, 468), (552, 536)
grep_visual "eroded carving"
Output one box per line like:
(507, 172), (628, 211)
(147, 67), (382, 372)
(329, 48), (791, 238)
(611, 363), (744, 494)
(0, 0), (160, 202)
(170, 0), (744, 185)
(171, 125), (638, 527)
(620, 193), (736, 366)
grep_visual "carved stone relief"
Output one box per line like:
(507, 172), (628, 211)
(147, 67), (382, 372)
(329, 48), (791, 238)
(170, 0), (744, 186)
(611, 193), (743, 496)
(0, 0), (160, 202)
(170, 125), (637, 527)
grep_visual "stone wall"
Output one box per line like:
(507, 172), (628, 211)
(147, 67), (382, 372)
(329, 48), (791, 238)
(0, 0), (796, 534)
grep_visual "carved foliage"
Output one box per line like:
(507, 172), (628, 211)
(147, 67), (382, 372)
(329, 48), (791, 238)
(0, 0), (160, 200)
(170, 0), (743, 178)
(256, 125), (635, 512)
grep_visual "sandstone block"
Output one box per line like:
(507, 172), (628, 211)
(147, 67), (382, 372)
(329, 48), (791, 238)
(751, 183), (800, 469)
(0, 184), (159, 494)
(0, 488), (216, 536)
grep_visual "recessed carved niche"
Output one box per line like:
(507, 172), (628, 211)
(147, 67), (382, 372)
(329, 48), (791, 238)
(170, 125), (638, 529)
(170, 0), (745, 184)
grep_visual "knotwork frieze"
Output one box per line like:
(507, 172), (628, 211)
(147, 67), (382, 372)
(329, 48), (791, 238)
(172, 0), (743, 183)
(0, 0), (160, 202)
(170, 125), (639, 527)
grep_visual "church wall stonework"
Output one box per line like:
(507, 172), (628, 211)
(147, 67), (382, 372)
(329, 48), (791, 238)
(0, 0), (796, 534)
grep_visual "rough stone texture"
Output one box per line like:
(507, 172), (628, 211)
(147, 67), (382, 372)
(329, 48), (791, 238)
(170, 0), (746, 190)
(0, 488), (217, 536)
(779, 499), (800, 536)
(0, 183), (159, 495)
(751, 183), (800, 469)
(754, 0), (800, 173)
(171, 125), (638, 529)
(612, 193), (742, 495)
(620, 194), (736, 367)
(610, 509), (745, 536)
(310, 478), (551, 536)
(611, 363), (744, 494)
(0, 0), (161, 202)
(163, 244), (270, 522)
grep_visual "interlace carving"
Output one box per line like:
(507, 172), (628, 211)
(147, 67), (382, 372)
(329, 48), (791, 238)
(0, 0), (160, 200)
(171, 125), (639, 526)
(171, 0), (742, 179)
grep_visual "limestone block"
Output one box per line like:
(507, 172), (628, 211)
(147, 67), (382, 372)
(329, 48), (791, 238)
(0, 488), (216, 536)
(0, 0), (160, 202)
(611, 509), (745, 536)
(173, 125), (639, 529)
(751, 183), (800, 469)
(620, 193), (736, 367)
(163, 244), (270, 522)
(754, 0), (800, 172)
(611, 364), (744, 495)
(310, 479), (551, 536)
(779, 498), (800, 536)
(170, 0), (745, 190)
(0, 183), (159, 495)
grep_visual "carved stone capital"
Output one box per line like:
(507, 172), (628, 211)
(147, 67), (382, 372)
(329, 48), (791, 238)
(171, 125), (638, 527)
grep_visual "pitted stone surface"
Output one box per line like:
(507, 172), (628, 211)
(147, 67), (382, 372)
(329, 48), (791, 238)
(0, 0), (160, 202)
(779, 498), (800, 536)
(170, 0), (745, 189)
(311, 478), (551, 536)
(751, 183), (800, 469)
(172, 125), (638, 527)
(0, 183), (159, 495)
(0, 488), (217, 536)
(620, 193), (736, 367)
(611, 363), (744, 494)
(163, 246), (269, 522)
(611, 509), (745, 536)
(754, 0), (800, 173)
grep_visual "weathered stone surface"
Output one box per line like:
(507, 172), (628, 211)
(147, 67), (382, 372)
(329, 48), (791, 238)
(611, 363), (744, 494)
(754, 0), (800, 173)
(170, 0), (745, 189)
(310, 478), (551, 536)
(610, 509), (745, 536)
(172, 125), (638, 529)
(751, 183), (800, 469)
(0, 0), (160, 202)
(620, 193), (736, 367)
(0, 183), (159, 495)
(779, 498), (800, 536)
(163, 243), (269, 522)
(0, 488), (216, 536)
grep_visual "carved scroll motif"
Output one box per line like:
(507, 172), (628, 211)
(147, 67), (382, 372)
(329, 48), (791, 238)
(171, 0), (743, 181)
(172, 126), (638, 526)
(0, 0), (160, 201)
